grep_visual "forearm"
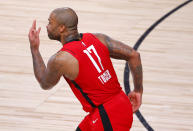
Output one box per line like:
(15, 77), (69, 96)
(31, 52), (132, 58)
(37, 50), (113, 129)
(31, 49), (46, 85)
(128, 52), (143, 93)
(29, 20), (52, 89)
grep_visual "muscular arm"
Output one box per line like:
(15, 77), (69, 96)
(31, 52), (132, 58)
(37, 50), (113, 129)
(31, 50), (62, 90)
(28, 20), (78, 90)
(94, 33), (143, 93)
(31, 50), (79, 90)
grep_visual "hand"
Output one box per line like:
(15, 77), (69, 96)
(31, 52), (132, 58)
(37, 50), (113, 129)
(128, 91), (142, 113)
(28, 20), (41, 50)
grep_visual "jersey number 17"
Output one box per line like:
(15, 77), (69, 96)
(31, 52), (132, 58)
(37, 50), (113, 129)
(83, 45), (104, 73)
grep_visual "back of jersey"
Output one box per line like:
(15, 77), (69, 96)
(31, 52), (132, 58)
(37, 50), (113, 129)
(61, 33), (122, 112)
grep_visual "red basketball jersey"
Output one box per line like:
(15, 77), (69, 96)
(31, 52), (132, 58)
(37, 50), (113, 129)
(60, 33), (122, 112)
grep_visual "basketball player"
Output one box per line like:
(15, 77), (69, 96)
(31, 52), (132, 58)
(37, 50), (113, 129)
(28, 7), (143, 131)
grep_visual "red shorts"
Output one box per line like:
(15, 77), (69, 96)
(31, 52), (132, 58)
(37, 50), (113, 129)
(76, 91), (133, 131)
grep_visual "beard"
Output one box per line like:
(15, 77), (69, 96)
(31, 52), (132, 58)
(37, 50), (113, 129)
(47, 30), (60, 41)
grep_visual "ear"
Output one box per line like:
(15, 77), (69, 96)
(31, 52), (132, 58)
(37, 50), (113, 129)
(59, 25), (66, 33)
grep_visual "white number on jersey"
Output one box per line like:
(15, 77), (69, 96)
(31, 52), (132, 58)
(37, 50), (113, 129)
(83, 45), (104, 73)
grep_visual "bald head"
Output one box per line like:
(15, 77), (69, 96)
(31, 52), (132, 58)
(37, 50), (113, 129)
(52, 7), (78, 30)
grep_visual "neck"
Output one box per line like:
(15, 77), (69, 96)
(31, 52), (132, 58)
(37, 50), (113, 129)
(60, 30), (80, 45)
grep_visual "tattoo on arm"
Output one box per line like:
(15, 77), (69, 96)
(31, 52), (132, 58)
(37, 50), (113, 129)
(31, 50), (46, 84)
(104, 34), (143, 92)
(129, 54), (143, 93)
(134, 65), (143, 92)
(105, 35), (114, 54)
(105, 35), (133, 60)
(31, 50), (62, 89)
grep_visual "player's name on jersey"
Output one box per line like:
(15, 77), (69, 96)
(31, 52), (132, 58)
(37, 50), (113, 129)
(98, 69), (111, 84)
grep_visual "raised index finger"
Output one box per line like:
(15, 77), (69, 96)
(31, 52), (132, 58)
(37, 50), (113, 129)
(32, 20), (36, 30)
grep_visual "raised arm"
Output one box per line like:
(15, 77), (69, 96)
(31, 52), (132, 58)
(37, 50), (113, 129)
(28, 20), (78, 90)
(28, 20), (61, 90)
(94, 33), (143, 112)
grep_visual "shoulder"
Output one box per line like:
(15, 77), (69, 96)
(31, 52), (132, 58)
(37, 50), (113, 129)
(92, 33), (138, 60)
(92, 33), (110, 48)
(92, 33), (116, 53)
(92, 33), (109, 42)
(48, 51), (78, 69)
(49, 51), (79, 80)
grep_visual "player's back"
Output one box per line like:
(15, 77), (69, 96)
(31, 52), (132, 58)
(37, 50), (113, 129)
(61, 33), (122, 112)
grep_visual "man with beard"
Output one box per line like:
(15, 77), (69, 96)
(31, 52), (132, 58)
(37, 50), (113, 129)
(28, 7), (143, 131)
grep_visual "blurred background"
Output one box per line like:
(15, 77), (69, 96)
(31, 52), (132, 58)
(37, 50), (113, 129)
(0, 0), (193, 130)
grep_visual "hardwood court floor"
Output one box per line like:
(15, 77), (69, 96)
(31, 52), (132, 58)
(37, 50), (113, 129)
(0, 0), (193, 130)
